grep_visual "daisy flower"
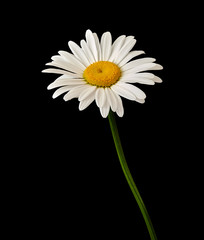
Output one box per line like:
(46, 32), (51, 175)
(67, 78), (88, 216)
(42, 29), (163, 118)
(42, 29), (163, 240)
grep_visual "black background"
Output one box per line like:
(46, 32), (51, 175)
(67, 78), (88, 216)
(4, 1), (202, 239)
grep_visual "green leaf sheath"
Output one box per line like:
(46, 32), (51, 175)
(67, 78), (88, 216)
(108, 110), (158, 240)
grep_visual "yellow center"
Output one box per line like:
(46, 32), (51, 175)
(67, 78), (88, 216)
(83, 61), (121, 87)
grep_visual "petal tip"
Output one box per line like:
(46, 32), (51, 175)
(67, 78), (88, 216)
(68, 40), (74, 47)
(47, 84), (52, 90)
(160, 65), (164, 70)
(153, 76), (163, 83)
(58, 50), (63, 55)
(157, 64), (163, 70)
(86, 29), (92, 34)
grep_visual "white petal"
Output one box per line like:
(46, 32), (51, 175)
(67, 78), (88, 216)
(114, 94), (124, 117)
(135, 98), (145, 104)
(121, 58), (156, 71)
(54, 74), (79, 81)
(80, 40), (95, 64)
(120, 72), (137, 79)
(42, 68), (81, 77)
(150, 64), (163, 70)
(85, 30), (98, 62)
(105, 88), (118, 112)
(120, 72), (156, 84)
(121, 72), (155, 79)
(50, 55), (64, 62)
(52, 86), (74, 98)
(117, 82), (146, 99)
(152, 76), (163, 83)
(50, 55), (82, 70)
(118, 51), (145, 67)
(100, 32), (112, 61)
(46, 60), (83, 75)
(114, 38), (136, 64)
(121, 36), (135, 47)
(112, 82), (146, 100)
(53, 74), (73, 81)
(120, 73), (155, 84)
(121, 76), (155, 85)
(68, 41), (90, 67)
(133, 73), (155, 79)
(79, 90), (96, 111)
(63, 85), (86, 101)
(78, 85), (97, 101)
(123, 63), (157, 74)
(93, 33), (101, 61)
(111, 83), (136, 101)
(95, 88), (106, 108)
(134, 78), (155, 85)
(108, 35), (126, 62)
(47, 78), (86, 89)
(58, 50), (86, 71)
(100, 97), (110, 118)
(49, 56), (84, 74)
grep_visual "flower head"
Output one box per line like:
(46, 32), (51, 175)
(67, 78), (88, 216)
(42, 30), (163, 118)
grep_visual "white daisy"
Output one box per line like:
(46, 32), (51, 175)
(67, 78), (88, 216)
(42, 29), (163, 118)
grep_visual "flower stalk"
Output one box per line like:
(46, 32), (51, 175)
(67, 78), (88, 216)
(108, 110), (158, 240)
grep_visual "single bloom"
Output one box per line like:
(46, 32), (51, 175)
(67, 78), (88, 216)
(42, 29), (163, 118)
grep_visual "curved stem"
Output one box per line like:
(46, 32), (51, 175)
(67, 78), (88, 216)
(108, 110), (158, 240)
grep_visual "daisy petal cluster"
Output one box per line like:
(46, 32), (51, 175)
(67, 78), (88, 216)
(42, 29), (163, 118)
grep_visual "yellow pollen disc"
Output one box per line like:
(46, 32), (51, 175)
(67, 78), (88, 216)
(83, 61), (121, 87)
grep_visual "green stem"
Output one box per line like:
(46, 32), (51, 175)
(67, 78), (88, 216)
(108, 110), (158, 240)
